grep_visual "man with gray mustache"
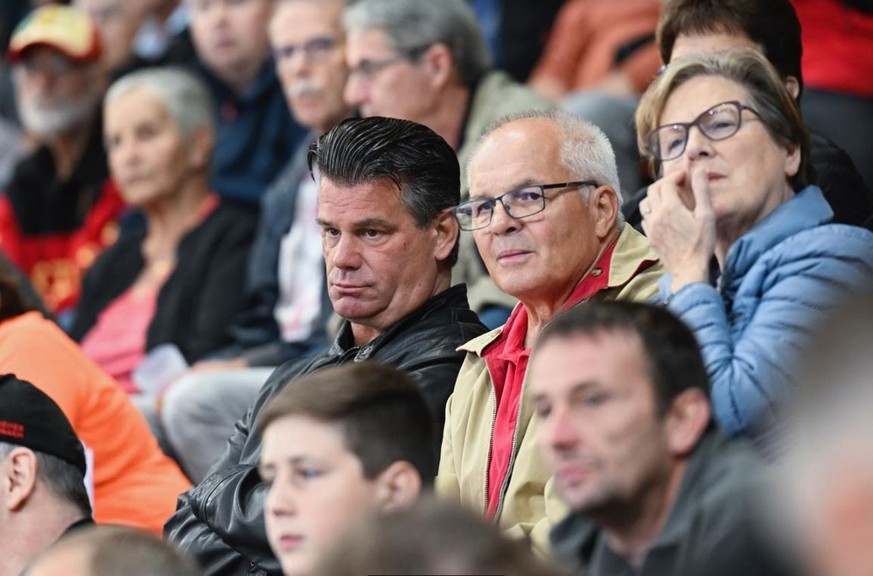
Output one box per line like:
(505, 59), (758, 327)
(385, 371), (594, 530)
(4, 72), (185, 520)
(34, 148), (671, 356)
(159, 0), (353, 483)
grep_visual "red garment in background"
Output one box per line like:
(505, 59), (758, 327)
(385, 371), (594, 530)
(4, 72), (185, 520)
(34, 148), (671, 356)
(792, 0), (873, 96)
(0, 179), (124, 313)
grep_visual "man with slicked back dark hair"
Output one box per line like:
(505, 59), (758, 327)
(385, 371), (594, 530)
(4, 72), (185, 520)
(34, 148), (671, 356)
(308, 116), (461, 265)
(166, 116), (486, 576)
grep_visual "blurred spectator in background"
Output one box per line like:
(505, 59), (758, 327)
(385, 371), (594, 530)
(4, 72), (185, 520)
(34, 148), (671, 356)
(72, 0), (142, 75)
(791, 0), (873, 192)
(0, 4), (124, 317)
(317, 497), (570, 576)
(467, 0), (563, 83)
(28, 526), (199, 576)
(186, 0), (305, 208)
(0, 261), (190, 536)
(0, 374), (92, 576)
(161, 0), (349, 483)
(68, 67), (255, 440)
(780, 293), (873, 576)
(533, 302), (788, 576)
(529, 0), (660, 103)
(344, 0), (552, 327)
(0, 2), (25, 188)
(258, 363), (433, 576)
(528, 0), (661, 195)
(131, 0), (191, 64)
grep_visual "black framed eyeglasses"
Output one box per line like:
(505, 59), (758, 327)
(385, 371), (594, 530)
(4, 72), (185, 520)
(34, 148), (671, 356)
(347, 45), (430, 81)
(644, 100), (761, 162)
(273, 36), (338, 64)
(453, 181), (599, 231)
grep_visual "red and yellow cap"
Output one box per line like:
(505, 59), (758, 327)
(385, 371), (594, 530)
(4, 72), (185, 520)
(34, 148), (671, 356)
(8, 5), (102, 64)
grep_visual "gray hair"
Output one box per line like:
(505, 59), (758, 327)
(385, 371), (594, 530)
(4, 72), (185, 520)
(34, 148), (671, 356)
(636, 49), (811, 190)
(343, 0), (491, 87)
(468, 109), (624, 223)
(104, 67), (215, 143)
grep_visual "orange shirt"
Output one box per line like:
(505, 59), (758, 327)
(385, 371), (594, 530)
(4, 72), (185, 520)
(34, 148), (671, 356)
(531, 0), (661, 93)
(0, 312), (190, 534)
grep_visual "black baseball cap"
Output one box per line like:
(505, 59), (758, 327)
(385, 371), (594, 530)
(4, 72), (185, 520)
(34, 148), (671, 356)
(0, 374), (86, 478)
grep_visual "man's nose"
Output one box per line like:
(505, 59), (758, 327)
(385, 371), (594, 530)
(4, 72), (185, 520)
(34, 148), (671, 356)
(544, 405), (581, 451)
(331, 234), (361, 269)
(488, 199), (520, 235)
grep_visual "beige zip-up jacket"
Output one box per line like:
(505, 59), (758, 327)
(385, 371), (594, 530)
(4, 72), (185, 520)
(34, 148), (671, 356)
(437, 225), (664, 554)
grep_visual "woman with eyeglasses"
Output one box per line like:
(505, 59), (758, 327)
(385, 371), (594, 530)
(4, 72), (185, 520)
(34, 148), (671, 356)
(636, 49), (873, 450)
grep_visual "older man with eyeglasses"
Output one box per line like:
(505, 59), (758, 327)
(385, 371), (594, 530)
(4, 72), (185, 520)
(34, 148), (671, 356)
(437, 109), (664, 553)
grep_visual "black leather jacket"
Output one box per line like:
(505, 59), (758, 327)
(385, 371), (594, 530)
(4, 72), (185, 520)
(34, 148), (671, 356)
(164, 285), (486, 575)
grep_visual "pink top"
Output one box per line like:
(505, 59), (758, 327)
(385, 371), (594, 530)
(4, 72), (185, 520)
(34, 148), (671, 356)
(80, 285), (159, 393)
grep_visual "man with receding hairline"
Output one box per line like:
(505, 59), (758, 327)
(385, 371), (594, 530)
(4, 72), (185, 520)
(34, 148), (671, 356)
(438, 109), (663, 552)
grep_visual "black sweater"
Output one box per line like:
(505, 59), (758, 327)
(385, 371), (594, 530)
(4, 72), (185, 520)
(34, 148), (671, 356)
(69, 200), (256, 364)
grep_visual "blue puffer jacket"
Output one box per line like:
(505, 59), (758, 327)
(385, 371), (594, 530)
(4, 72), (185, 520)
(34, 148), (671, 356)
(659, 186), (873, 442)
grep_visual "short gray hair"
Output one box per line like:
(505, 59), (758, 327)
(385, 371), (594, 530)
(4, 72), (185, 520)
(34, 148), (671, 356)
(104, 67), (215, 143)
(469, 109), (624, 221)
(636, 49), (811, 190)
(343, 0), (491, 87)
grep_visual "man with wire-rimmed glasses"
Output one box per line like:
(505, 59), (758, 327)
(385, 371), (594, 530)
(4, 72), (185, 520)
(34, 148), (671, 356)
(437, 109), (664, 553)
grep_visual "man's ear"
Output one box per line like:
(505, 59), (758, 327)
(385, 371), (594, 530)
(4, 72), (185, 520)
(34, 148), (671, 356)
(590, 185), (619, 240)
(374, 461), (422, 512)
(1, 448), (38, 512)
(665, 388), (711, 457)
(432, 207), (459, 263)
(421, 43), (454, 90)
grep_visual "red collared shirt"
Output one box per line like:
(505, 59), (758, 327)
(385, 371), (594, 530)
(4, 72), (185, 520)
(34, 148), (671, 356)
(483, 241), (617, 519)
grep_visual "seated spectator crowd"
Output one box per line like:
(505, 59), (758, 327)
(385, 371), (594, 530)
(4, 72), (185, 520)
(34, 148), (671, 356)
(1, 1), (872, 576)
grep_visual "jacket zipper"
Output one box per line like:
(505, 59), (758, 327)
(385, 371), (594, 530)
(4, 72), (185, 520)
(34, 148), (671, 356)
(484, 382), (498, 518)
(492, 367), (528, 524)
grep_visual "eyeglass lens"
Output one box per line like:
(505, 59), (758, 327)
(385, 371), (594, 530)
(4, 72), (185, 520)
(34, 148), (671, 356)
(649, 102), (745, 161)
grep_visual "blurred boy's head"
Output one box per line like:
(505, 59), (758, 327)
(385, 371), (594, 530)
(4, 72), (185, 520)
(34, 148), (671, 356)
(256, 362), (434, 576)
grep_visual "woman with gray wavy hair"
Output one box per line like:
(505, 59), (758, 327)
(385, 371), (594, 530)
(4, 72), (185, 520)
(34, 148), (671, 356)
(636, 48), (873, 451)
(69, 67), (256, 438)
